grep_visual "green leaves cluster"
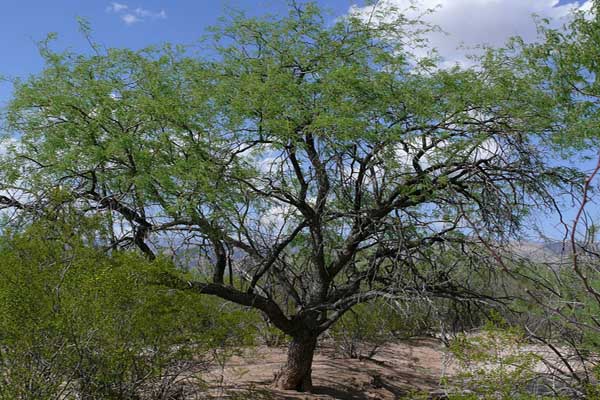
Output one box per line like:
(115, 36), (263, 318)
(0, 219), (256, 400)
(485, 0), (600, 151)
(447, 322), (553, 400)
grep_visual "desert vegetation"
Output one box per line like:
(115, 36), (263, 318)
(1, 1), (600, 398)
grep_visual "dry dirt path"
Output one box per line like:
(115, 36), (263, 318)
(205, 338), (453, 399)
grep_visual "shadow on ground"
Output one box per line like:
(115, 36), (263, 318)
(205, 338), (451, 399)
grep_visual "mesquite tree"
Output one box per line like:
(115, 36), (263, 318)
(0, 2), (575, 391)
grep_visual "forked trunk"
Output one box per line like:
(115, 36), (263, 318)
(273, 334), (317, 392)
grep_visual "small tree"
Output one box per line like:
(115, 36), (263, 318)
(0, 2), (576, 391)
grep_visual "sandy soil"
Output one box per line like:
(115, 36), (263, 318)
(204, 338), (454, 400)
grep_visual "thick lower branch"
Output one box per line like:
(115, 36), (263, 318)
(161, 273), (296, 334)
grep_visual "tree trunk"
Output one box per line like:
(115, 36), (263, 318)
(273, 334), (317, 392)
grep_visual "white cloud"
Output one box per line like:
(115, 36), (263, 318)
(579, 0), (594, 12)
(0, 137), (16, 156)
(133, 7), (167, 19)
(259, 202), (297, 231)
(121, 13), (141, 25)
(106, 2), (128, 13)
(350, 0), (592, 66)
(391, 136), (500, 178)
(106, 2), (167, 25)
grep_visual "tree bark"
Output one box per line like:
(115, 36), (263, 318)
(273, 334), (317, 392)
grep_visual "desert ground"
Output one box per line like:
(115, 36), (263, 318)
(204, 338), (453, 400)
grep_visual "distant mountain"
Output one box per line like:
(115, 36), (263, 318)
(510, 241), (571, 264)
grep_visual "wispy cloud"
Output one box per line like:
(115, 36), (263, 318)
(121, 14), (141, 25)
(106, 2), (167, 25)
(106, 2), (128, 13)
(350, 0), (592, 67)
(133, 7), (167, 19)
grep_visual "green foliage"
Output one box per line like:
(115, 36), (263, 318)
(251, 316), (289, 348)
(328, 300), (432, 358)
(486, 0), (600, 151)
(446, 320), (558, 400)
(0, 219), (255, 399)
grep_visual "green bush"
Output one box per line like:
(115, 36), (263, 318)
(327, 300), (432, 359)
(446, 320), (560, 400)
(0, 221), (255, 399)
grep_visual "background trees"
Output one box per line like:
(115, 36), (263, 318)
(0, 1), (580, 393)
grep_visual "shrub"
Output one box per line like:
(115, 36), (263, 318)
(446, 320), (559, 400)
(327, 300), (432, 359)
(0, 220), (255, 399)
